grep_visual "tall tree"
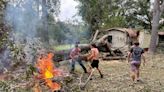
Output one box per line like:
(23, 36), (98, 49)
(149, 0), (164, 53)
(40, 0), (60, 44)
(75, 0), (108, 33)
(41, 0), (49, 44)
(123, 0), (152, 29)
(75, 0), (153, 31)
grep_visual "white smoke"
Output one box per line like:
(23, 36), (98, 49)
(5, 0), (41, 38)
(2, 0), (47, 68)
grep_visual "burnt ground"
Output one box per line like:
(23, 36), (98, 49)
(59, 53), (164, 92)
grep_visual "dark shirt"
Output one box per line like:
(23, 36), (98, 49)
(130, 46), (144, 61)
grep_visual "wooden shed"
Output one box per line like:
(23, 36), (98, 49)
(94, 28), (139, 49)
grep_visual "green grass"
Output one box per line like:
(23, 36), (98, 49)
(53, 44), (74, 51)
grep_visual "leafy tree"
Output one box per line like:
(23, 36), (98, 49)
(75, 0), (108, 34)
(39, 0), (60, 44)
(75, 0), (163, 32)
(74, 0), (133, 34)
(48, 20), (89, 45)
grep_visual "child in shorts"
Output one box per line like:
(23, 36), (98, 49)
(87, 43), (103, 78)
(128, 42), (146, 82)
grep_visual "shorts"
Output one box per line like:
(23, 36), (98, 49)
(91, 60), (99, 68)
(131, 61), (141, 71)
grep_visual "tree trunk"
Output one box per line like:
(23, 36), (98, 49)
(41, 0), (49, 44)
(91, 29), (99, 42)
(149, 0), (160, 54)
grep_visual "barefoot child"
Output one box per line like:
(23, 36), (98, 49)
(128, 42), (146, 82)
(87, 43), (103, 78)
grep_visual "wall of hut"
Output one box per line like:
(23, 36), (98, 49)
(106, 30), (128, 48)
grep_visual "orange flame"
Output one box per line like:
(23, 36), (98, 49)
(36, 53), (61, 91)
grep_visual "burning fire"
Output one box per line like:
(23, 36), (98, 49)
(35, 52), (61, 91)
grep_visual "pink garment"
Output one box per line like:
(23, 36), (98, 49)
(130, 61), (141, 71)
(70, 48), (81, 59)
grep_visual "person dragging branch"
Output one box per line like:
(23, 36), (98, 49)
(87, 43), (103, 78)
(128, 42), (146, 82)
(69, 44), (87, 73)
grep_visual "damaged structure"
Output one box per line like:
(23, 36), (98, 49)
(92, 28), (139, 60)
(54, 28), (140, 61)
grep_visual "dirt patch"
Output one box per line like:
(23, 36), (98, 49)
(61, 54), (164, 92)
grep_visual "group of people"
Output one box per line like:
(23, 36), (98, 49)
(69, 43), (103, 78)
(69, 41), (146, 82)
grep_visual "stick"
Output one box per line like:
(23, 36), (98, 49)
(81, 69), (95, 89)
(79, 73), (83, 85)
(78, 73), (84, 90)
(92, 29), (99, 42)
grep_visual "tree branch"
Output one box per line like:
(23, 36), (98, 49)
(80, 69), (95, 90)
(92, 29), (99, 42)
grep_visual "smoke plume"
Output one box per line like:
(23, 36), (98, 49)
(1, 0), (48, 71)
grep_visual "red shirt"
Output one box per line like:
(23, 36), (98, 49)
(70, 48), (81, 59)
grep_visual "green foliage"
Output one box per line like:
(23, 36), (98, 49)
(48, 21), (90, 45)
(54, 44), (73, 51)
(0, 81), (10, 92)
(39, 0), (60, 44)
(26, 64), (37, 79)
(75, 0), (154, 31)
(0, 24), (10, 50)
(75, 0), (108, 32)
(0, 80), (33, 92)
(102, 16), (126, 29)
(124, 0), (151, 29)
(0, 0), (8, 49)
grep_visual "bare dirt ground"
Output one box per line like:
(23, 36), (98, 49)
(61, 53), (164, 92)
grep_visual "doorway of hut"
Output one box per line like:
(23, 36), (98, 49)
(107, 35), (112, 44)
(158, 35), (164, 46)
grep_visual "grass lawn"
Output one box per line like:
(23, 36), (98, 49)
(53, 44), (74, 51)
(53, 44), (89, 51)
